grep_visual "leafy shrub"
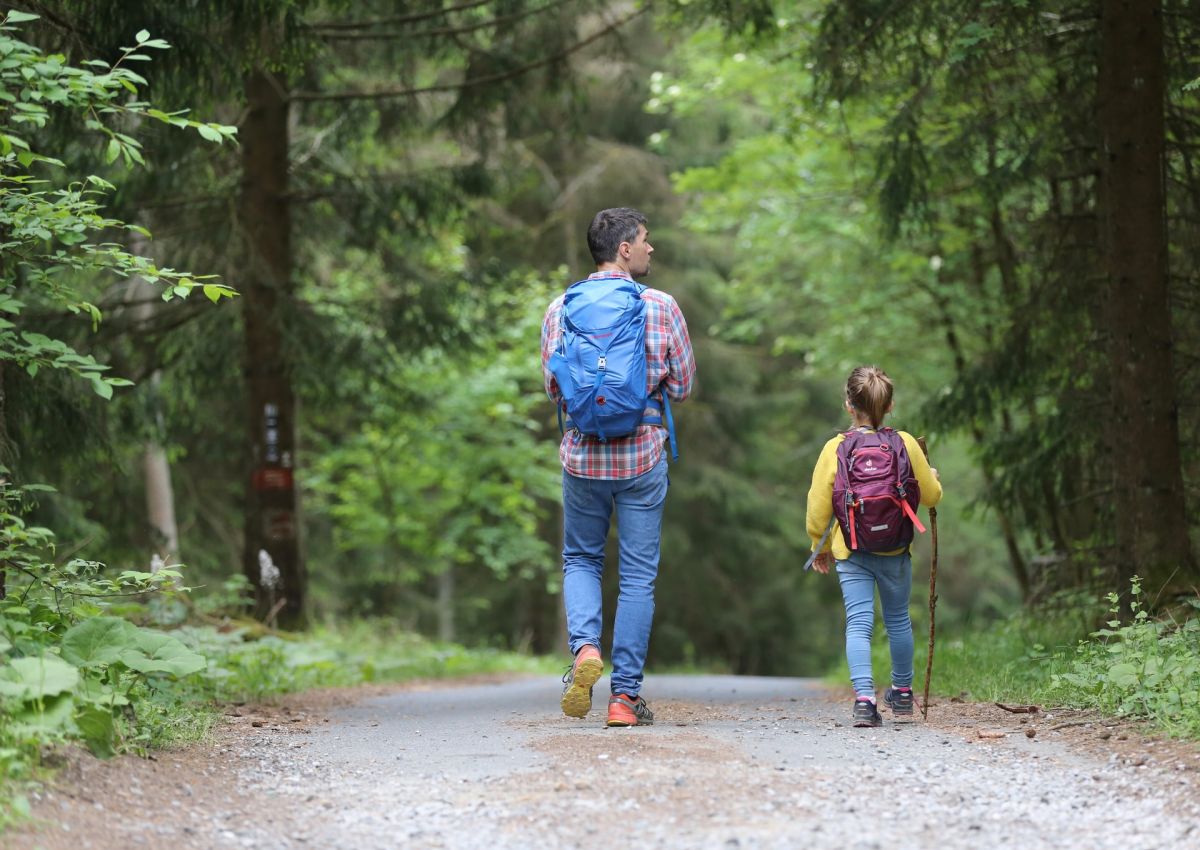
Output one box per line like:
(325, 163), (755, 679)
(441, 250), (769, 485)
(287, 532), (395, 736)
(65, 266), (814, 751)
(0, 482), (205, 743)
(1051, 578), (1200, 736)
(0, 479), (207, 824)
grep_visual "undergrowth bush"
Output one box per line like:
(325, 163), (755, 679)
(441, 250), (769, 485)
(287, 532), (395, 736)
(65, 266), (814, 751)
(849, 578), (1200, 738)
(0, 478), (549, 827)
(1049, 578), (1200, 737)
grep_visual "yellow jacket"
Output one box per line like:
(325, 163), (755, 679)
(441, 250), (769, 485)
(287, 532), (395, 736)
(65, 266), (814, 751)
(806, 429), (943, 560)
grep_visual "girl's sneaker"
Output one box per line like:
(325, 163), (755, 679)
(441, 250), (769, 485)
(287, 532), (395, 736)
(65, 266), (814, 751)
(852, 697), (883, 728)
(883, 686), (914, 716)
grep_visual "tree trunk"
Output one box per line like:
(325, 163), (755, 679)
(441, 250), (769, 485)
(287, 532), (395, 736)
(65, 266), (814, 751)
(126, 235), (180, 566)
(240, 67), (305, 627)
(1097, 0), (1196, 602)
(436, 565), (455, 643)
(143, 440), (179, 563)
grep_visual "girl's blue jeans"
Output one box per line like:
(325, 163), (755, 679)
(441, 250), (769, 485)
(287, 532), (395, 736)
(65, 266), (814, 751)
(561, 457), (669, 698)
(836, 551), (914, 697)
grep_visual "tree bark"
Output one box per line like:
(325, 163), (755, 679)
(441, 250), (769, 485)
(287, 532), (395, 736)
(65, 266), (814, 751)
(436, 565), (455, 643)
(240, 66), (306, 627)
(143, 439), (180, 562)
(1097, 0), (1196, 602)
(126, 235), (180, 566)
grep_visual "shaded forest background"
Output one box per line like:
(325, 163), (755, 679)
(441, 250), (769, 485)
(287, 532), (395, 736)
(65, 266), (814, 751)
(3, 0), (1199, 677)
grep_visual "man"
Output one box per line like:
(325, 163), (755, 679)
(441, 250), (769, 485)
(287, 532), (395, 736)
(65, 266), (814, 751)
(540, 208), (696, 726)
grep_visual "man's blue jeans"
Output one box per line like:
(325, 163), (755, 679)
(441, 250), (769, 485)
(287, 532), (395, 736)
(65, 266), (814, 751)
(836, 551), (914, 697)
(561, 457), (669, 698)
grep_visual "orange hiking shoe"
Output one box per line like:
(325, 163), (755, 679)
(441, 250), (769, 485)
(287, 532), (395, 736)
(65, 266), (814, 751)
(560, 645), (603, 718)
(606, 693), (654, 727)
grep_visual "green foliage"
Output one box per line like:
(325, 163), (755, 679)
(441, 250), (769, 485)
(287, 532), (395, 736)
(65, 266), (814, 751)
(305, 273), (559, 607)
(0, 12), (238, 825)
(0, 12), (236, 398)
(172, 621), (552, 705)
(0, 477), (209, 824)
(850, 579), (1200, 739)
(1051, 579), (1200, 737)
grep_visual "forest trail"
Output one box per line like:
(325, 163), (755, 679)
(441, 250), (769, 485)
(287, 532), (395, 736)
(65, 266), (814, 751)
(8, 674), (1200, 850)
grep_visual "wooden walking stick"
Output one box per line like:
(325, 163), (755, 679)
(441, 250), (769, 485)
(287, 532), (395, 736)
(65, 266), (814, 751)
(917, 436), (938, 720)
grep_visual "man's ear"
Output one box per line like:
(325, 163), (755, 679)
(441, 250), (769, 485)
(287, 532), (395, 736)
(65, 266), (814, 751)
(619, 241), (631, 259)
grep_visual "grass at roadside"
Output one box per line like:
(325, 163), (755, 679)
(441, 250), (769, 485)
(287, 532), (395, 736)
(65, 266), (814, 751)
(828, 581), (1200, 739)
(138, 621), (557, 750)
(0, 618), (555, 827)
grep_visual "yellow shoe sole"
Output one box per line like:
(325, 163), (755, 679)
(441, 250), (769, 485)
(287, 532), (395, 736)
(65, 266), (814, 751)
(560, 657), (603, 718)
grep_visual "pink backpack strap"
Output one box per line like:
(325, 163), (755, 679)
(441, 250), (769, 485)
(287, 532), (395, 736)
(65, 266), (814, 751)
(900, 498), (927, 534)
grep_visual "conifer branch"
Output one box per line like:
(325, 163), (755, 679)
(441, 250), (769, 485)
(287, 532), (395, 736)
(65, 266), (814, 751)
(310, 0), (573, 41)
(302, 0), (494, 31)
(291, 5), (647, 103)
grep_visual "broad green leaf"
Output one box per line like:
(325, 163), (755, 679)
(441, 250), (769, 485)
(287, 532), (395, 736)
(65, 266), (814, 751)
(0, 656), (80, 699)
(11, 693), (74, 735)
(202, 284), (233, 303)
(118, 630), (206, 677)
(74, 704), (116, 758)
(4, 11), (40, 24)
(135, 29), (150, 43)
(1107, 662), (1140, 689)
(61, 616), (140, 667)
(104, 138), (120, 164)
(75, 673), (128, 707)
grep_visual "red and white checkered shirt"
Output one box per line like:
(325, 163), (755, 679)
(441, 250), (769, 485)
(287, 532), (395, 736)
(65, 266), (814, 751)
(541, 271), (697, 479)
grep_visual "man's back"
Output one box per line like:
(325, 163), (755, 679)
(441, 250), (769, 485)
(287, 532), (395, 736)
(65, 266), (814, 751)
(541, 273), (696, 479)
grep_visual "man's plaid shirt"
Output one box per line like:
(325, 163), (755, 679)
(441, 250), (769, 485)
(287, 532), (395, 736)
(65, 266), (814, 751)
(541, 271), (697, 479)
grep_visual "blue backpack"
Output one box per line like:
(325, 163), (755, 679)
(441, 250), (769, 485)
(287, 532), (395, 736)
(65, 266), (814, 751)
(547, 275), (678, 461)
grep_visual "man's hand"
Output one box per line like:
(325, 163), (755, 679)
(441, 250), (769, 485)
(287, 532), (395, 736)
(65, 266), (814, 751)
(812, 551), (832, 574)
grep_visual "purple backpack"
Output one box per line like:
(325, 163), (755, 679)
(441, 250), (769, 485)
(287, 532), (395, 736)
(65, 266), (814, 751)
(833, 428), (925, 552)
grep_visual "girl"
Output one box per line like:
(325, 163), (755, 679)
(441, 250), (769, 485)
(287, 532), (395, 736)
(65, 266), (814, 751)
(807, 366), (942, 727)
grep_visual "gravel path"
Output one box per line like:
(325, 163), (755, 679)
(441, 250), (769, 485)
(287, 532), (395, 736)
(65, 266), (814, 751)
(10, 674), (1200, 850)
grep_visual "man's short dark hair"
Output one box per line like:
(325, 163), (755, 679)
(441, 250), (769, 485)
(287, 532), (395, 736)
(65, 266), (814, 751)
(587, 208), (647, 265)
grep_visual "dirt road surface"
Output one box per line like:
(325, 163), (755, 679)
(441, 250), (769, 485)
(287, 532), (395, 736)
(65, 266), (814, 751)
(7, 674), (1200, 849)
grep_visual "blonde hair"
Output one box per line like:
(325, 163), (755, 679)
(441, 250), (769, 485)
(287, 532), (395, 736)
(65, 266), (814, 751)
(845, 365), (894, 429)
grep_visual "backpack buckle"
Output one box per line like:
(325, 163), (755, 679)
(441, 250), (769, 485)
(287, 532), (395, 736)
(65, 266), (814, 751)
(597, 356), (607, 370)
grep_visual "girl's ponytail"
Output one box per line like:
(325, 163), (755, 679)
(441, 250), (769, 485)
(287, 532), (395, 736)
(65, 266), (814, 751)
(846, 366), (894, 429)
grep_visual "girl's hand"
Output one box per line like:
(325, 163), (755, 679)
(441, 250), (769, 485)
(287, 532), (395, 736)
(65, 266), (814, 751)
(812, 551), (832, 574)
(930, 466), (940, 481)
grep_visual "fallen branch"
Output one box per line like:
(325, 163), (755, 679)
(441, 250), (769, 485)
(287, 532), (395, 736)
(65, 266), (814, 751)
(995, 702), (1041, 714)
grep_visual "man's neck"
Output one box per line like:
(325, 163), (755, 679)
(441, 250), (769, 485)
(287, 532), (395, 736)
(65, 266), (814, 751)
(594, 261), (631, 277)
